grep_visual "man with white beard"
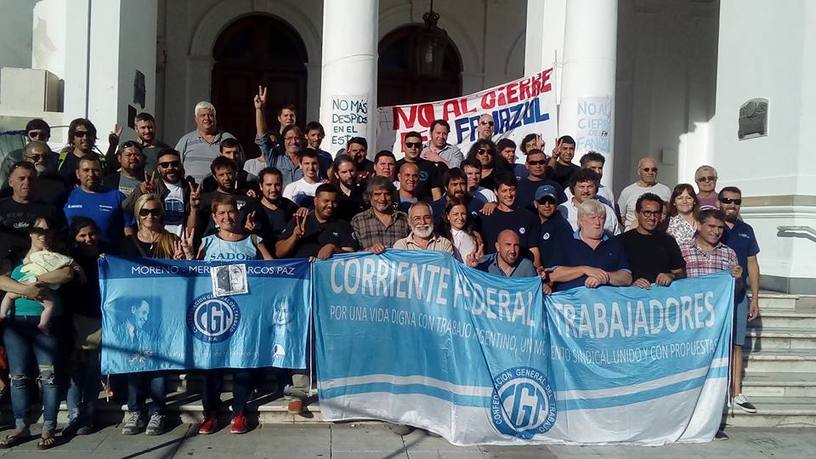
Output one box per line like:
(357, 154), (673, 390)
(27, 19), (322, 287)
(393, 201), (454, 255)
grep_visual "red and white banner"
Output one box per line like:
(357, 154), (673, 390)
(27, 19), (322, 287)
(377, 68), (558, 160)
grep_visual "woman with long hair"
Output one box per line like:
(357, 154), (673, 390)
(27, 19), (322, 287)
(465, 140), (506, 191)
(0, 217), (74, 450)
(666, 183), (700, 245)
(440, 197), (483, 265)
(118, 194), (190, 436)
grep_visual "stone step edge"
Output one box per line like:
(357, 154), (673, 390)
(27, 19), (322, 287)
(745, 328), (816, 337)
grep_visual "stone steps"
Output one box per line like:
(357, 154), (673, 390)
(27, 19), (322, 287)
(745, 327), (816, 351)
(748, 310), (816, 329)
(742, 372), (816, 397)
(743, 349), (816, 374)
(727, 396), (816, 428)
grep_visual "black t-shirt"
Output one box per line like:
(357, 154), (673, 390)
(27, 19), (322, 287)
(551, 163), (581, 190)
(0, 198), (60, 261)
(336, 185), (367, 222)
(279, 213), (358, 258)
(254, 198), (299, 245)
(120, 236), (160, 258)
(60, 252), (102, 317)
(396, 158), (441, 200)
(617, 229), (685, 283)
(479, 208), (540, 255)
(516, 177), (567, 209)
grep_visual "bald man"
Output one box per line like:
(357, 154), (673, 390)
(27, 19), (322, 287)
(475, 229), (537, 277)
(617, 157), (671, 230)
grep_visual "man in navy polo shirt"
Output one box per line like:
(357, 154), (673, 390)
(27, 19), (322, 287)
(534, 185), (573, 269)
(719, 186), (760, 414)
(478, 172), (540, 266)
(549, 199), (632, 291)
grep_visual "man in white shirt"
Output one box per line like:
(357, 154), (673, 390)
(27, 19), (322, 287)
(558, 169), (620, 235)
(618, 157), (671, 230)
(282, 149), (322, 208)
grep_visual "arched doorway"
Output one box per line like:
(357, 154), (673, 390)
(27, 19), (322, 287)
(212, 15), (308, 157)
(378, 25), (463, 106)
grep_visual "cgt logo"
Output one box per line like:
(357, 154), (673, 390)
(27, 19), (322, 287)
(490, 366), (556, 439)
(187, 294), (240, 343)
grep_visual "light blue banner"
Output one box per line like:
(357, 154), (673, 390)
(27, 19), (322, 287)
(314, 250), (734, 446)
(99, 256), (311, 374)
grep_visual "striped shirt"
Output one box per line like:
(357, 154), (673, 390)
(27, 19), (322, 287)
(679, 239), (737, 278)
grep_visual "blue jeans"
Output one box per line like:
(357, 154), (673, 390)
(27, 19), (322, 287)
(127, 373), (167, 416)
(2, 316), (60, 433)
(66, 348), (101, 425)
(201, 370), (253, 415)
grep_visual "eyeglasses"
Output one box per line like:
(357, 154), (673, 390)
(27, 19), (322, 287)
(642, 167), (658, 172)
(696, 176), (717, 182)
(27, 130), (47, 139)
(477, 148), (491, 155)
(158, 160), (180, 168)
(479, 121), (494, 126)
(527, 160), (547, 166)
(639, 210), (661, 218)
(719, 197), (742, 205)
(139, 208), (162, 217)
(405, 142), (422, 148)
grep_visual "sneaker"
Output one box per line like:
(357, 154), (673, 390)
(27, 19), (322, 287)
(715, 430), (729, 440)
(198, 415), (217, 435)
(121, 411), (146, 435)
(287, 399), (303, 415)
(145, 413), (167, 436)
(230, 412), (247, 434)
(734, 393), (757, 413)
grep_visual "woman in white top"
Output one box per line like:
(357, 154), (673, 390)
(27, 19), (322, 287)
(440, 197), (483, 265)
(666, 183), (699, 245)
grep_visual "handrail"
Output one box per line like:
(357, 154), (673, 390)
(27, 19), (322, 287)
(778, 225), (816, 235)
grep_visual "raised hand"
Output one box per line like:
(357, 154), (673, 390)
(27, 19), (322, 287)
(293, 213), (306, 239)
(141, 171), (157, 194)
(190, 182), (202, 209)
(244, 211), (257, 233)
(294, 207), (309, 220)
(173, 240), (185, 260)
(551, 138), (562, 160)
(254, 86), (267, 110)
(181, 227), (195, 259)
(109, 124), (123, 144)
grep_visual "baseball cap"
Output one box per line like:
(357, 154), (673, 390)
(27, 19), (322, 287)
(534, 185), (558, 202)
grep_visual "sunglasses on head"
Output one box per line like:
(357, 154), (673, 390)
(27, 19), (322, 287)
(405, 142), (422, 148)
(158, 160), (180, 168)
(139, 208), (162, 217)
(527, 160), (547, 166)
(696, 175), (716, 182)
(719, 197), (742, 205)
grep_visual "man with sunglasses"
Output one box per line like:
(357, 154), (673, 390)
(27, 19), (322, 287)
(57, 118), (99, 187)
(477, 114), (495, 141)
(695, 165), (720, 210)
(127, 149), (198, 237)
(516, 148), (565, 209)
(396, 131), (442, 201)
(618, 194), (684, 289)
(0, 142), (68, 208)
(618, 157), (671, 231)
(719, 186), (760, 414)
(534, 185), (572, 268)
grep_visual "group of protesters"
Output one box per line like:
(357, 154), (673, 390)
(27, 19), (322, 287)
(0, 85), (759, 447)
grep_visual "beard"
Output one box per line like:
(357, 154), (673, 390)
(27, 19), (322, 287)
(412, 224), (434, 239)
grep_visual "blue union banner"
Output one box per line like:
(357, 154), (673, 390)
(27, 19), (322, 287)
(98, 256), (311, 374)
(313, 250), (734, 446)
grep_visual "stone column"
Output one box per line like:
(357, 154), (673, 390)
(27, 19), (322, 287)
(318, 0), (378, 157)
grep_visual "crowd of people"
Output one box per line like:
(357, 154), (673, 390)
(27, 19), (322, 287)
(0, 86), (760, 447)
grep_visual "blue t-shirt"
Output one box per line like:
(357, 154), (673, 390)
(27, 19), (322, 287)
(549, 231), (630, 292)
(722, 219), (760, 302)
(64, 187), (133, 253)
(537, 213), (573, 267)
(202, 234), (260, 261)
(478, 208), (540, 255)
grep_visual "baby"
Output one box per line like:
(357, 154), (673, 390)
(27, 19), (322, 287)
(0, 249), (73, 333)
